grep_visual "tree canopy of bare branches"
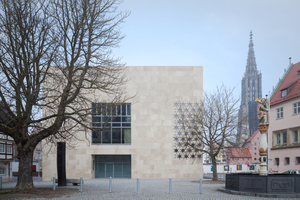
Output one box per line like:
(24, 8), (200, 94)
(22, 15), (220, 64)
(174, 84), (244, 181)
(0, 0), (129, 189)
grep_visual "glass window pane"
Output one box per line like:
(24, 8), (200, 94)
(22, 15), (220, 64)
(92, 131), (101, 144)
(121, 104), (126, 116)
(112, 117), (121, 122)
(123, 155), (131, 162)
(114, 163), (123, 178)
(122, 117), (131, 122)
(102, 129), (111, 143)
(122, 123), (131, 127)
(122, 129), (131, 144)
(115, 155), (123, 162)
(123, 163), (131, 178)
(127, 104), (131, 115)
(106, 155), (114, 162)
(106, 163), (114, 178)
(112, 123), (121, 127)
(95, 155), (105, 162)
(112, 128), (121, 143)
(95, 163), (105, 178)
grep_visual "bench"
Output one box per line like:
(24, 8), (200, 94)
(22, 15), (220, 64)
(55, 178), (83, 185)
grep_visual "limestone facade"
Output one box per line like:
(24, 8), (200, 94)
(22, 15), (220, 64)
(42, 66), (203, 181)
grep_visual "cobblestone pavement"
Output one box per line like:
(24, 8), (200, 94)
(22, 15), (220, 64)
(2, 179), (295, 199)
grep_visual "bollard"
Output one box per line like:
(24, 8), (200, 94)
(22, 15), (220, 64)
(0, 176), (2, 190)
(137, 178), (140, 194)
(199, 178), (202, 194)
(80, 177), (83, 193)
(109, 177), (112, 193)
(53, 177), (56, 191)
(169, 178), (172, 194)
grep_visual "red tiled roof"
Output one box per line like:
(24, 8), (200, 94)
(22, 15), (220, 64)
(270, 62), (300, 106)
(228, 147), (251, 158)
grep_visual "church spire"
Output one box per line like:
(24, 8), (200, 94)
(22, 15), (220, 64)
(246, 30), (257, 75)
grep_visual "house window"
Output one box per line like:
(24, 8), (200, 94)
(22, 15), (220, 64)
(257, 137), (259, 140)
(282, 132), (287, 144)
(254, 147), (257, 150)
(7, 145), (12, 154)
(285, 157), (290, 165)
(231, 158), (234, 161)
(276, 133), (281, 145)
(237, 158), (239, 160)
(247, 158), (249, 160)
(0, 143), (4, 153)
(0, 167), (5, 175)
(292, 130), (299, 143)
(254, 142), (257, 145)
(254, 158), (257, 160)
(242, 158), (244, 161)
(92, 103), (131, 144)
(275, 158), (279, 166)
(293, 102), (300, 115)
(254, 153), (256, 155)
(296, 157), (300, 165)
(281, 89), (288, 97)
(276, 107), (283, 119)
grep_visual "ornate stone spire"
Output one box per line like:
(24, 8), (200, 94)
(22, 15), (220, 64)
(246, 30), (257, 75)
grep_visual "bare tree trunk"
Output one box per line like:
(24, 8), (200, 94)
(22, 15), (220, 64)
(15, 146), (34, 189)
(212, 156), (218, 181)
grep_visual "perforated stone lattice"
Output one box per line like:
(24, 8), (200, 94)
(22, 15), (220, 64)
(173, 102), (202, 159)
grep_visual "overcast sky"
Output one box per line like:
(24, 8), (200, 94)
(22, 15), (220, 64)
(113, 0), (300, 99)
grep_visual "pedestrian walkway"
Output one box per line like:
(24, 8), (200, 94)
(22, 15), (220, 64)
(1, 179), (293, 199)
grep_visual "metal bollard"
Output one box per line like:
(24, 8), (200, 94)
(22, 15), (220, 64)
(169, 178), (172, 194)
(0, 176), (2, 190)
(53, 177), (55, 191)
(199, 178), (202, 194)
(137, 178), (140, 194)
(109, 177), (112, 193)
(80, 177), (83, 193)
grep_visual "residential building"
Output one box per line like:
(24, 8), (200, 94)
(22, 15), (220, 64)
(203, 145), (227, 165)
(237, 31), (262, 144)
(0, 133), (14, 182)
(43, 66), (203, 181)
(227, 147), (252, 165)
(242, 129), (261, 164)
(269, 61), (300, 173)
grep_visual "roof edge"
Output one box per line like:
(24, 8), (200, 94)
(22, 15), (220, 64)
(270, 63), (293, 100)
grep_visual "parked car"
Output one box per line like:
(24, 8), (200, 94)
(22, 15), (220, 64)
(282, 170), (300, 174)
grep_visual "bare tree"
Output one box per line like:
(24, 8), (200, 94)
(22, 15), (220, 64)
(0, 0), (130, 189)
(174, 84), (245, 181)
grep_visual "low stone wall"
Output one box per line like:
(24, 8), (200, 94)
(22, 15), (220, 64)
(226, 173), (300, 193)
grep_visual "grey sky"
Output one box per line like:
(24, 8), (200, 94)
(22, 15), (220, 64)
(113, 0), (300, 98)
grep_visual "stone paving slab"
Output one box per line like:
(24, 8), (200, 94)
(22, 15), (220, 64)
(1, 179), (296, 199)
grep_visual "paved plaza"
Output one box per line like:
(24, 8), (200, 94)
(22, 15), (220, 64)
(1, 178), (296, 199)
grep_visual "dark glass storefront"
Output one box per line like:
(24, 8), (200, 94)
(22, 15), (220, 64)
(94, 155), (131, 178)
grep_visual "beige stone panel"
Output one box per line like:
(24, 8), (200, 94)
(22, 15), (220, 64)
(43, 66), (203, 181)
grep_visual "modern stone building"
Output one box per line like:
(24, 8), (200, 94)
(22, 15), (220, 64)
(237, 31), (262, 143)
(42, 66), (203, 180)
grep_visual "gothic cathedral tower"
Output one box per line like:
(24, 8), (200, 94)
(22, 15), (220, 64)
(237, 31), (262, 144)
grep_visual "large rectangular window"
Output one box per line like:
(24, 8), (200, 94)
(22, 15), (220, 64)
(294, 102), (300, 115)
(276, 107), (283, 119)
(0, 143), (4, 153)
(282, 132), (287, 144)
(292, 130), (299, 143)
(276, 133), (281, 145)
(92, 103), (131, 144)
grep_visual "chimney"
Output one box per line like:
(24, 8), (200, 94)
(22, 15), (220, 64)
(289, 57), (292, 65)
